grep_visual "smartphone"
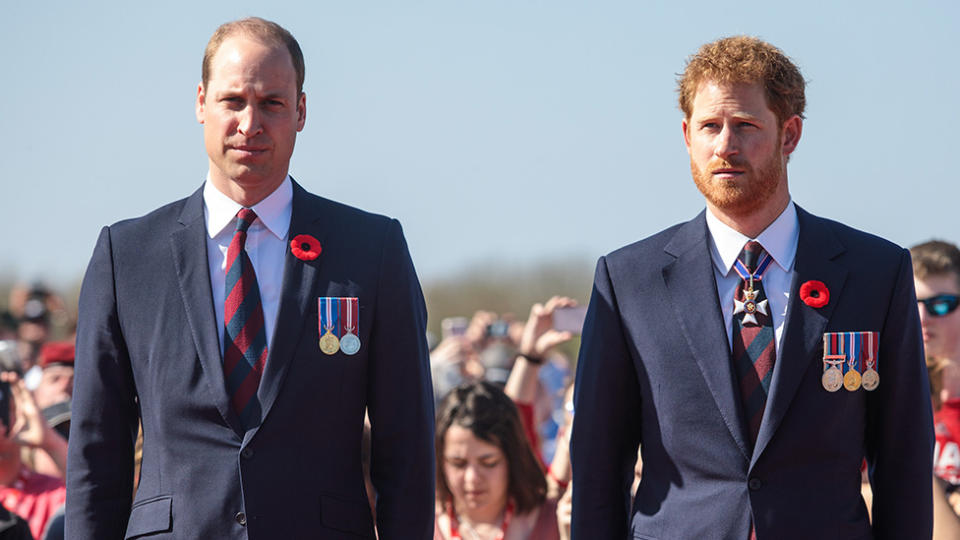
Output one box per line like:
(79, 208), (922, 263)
(553, 306), (588, 334)
(0, 380), (10, 434)
(441, 317), (469, 340)
(486, 320), (510, 338)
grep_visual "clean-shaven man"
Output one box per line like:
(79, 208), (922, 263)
(67, 17), (435, 539)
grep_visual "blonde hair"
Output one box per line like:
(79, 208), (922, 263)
(202, 17), (305, 96)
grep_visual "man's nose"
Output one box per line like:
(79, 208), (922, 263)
(714, 125), (738, 160)
(238, 106), (263, 137)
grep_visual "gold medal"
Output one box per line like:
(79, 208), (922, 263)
(843, 369), (861, 391)
(319, 329), (340, 355)
(822, 366), (843, 392)
(861, 368), (879, 391)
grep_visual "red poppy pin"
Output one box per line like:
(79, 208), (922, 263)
(800, 280), (829, 308)
(291, 234), (321, 261)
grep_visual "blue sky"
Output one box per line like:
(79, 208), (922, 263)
(3, 1), (957, 286)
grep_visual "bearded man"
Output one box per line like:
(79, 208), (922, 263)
(571, 36), (933, 539)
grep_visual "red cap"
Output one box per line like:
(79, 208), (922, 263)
(40, 342), (75, 368)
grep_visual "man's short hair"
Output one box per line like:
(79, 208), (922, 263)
(202, 17), (305, 97)
(911, 240), (960, 287)
(677, 36), (806, 126)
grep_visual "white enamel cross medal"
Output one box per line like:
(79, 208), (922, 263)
(734, 278), (768, 326)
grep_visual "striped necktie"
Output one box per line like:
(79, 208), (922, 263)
(731, 240), (775, 446)
(223, 208), (268, 428)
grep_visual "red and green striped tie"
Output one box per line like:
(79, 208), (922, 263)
(223, 208), (268, 429)
(731, 240), (775, 446)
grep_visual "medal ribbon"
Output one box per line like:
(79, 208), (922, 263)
(863, 331), (877, 369)
(823, 333), (844, 371)
(319, 298), (341, 335)
(318, 298), (326, 336)
(732, 251), (774, 285)
(846, 332), (860, 374)
(332, 298), (340, 335)
(448, 501), (514, 540)
(343, 297), (358, 334)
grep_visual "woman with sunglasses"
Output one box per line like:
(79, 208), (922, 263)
(434, 381), (560, 540)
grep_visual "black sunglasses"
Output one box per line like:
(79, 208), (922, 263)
(918, 294), (960, 317)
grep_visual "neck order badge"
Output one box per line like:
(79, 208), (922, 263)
(318, 297), (361, 356)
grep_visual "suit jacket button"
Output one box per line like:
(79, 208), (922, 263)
(235, 512), (247, 526)
(241, 447), (254, 459)
(748, 478), (763, 491)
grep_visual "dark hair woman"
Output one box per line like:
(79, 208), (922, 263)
(434, 381), (559, 540)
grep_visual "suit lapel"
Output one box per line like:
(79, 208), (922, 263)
(169, 188), (245, 437)
(663, 212), (751, 460)
(245, 181), (326, 444)
(751, 207), (846, 466)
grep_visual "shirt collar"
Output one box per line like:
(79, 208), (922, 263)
(203, 175), (293, 240)
(705, 199), (799, 276)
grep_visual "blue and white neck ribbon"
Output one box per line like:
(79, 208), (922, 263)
(732, 252), (774, 283)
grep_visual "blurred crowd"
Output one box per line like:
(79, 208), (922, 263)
(3, 239), (960, 538)
(428, 297), (580, 539)
(0, 284), (75, 539)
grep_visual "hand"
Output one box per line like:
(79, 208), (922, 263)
(430, 337), (472, 366)
(464, 310), (498, 348)
(557, 482), (572, 540)
(950, 491), (960, 517)
(1, 372), (48, 448)
(430, 337), (485, 382)
(519, 296), (577, 359)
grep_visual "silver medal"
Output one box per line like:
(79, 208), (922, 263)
(340, 333), (361, 355)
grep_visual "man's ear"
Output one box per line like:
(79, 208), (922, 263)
(195, 83), (206, 124)
(296, 92), (306, 131)
(682, 118), (692, 155)
(781, 115), (802, 157)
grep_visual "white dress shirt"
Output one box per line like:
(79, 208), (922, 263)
(204, 176), (293, 353)
(706, 200), (799, 355)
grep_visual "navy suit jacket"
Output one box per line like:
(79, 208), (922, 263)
(66, 181), (435, 539)
(571, 207), (933, 539)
